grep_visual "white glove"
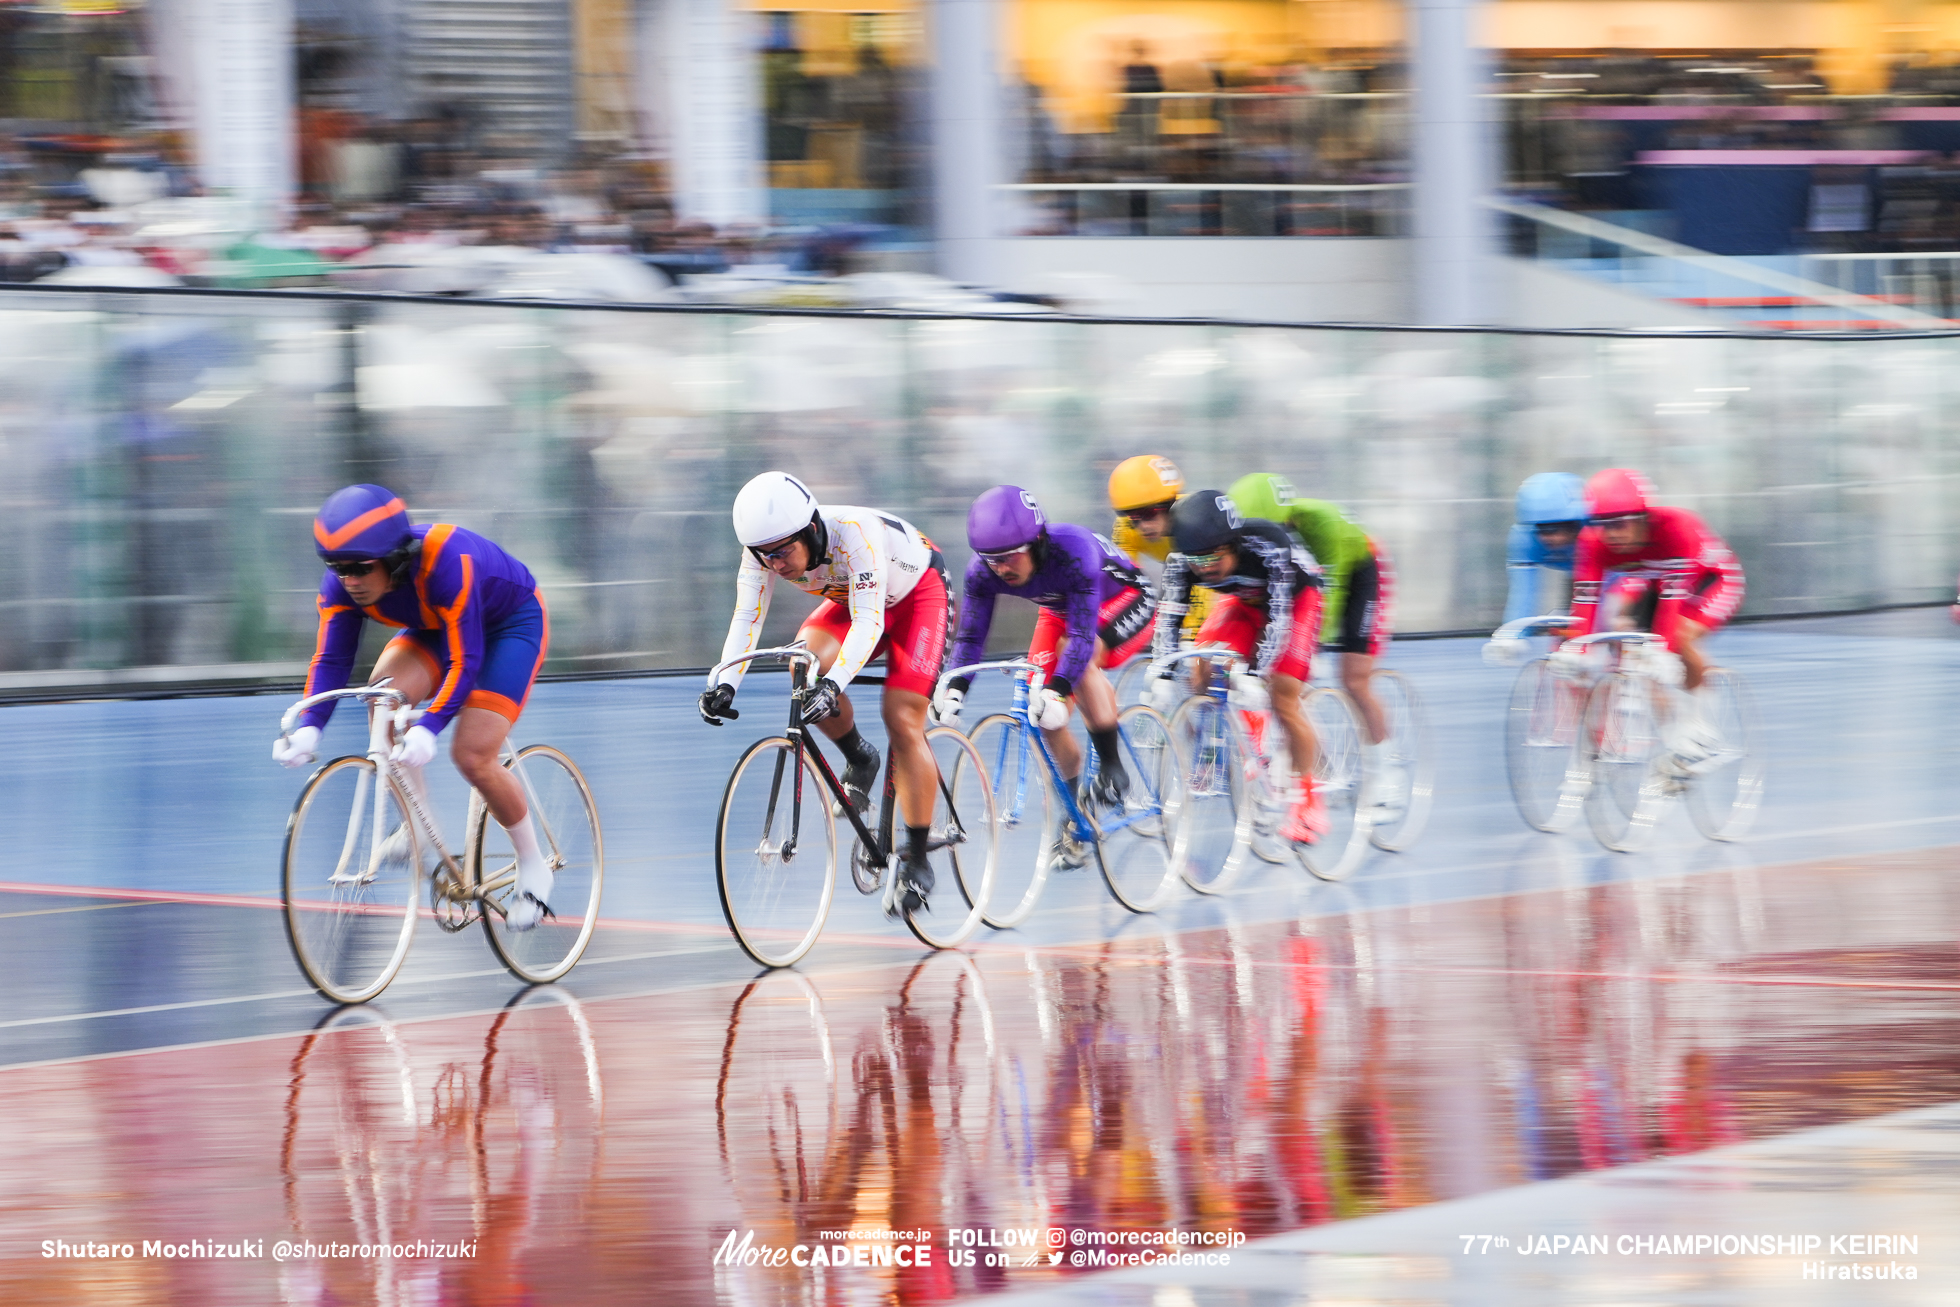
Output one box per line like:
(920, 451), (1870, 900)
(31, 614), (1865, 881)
(1547, 645), (1593, 679)
(1035, 688), (1071, 730)
(1143, 677), (1177, 714)
(1646, 648), (1687, 688)
(1227, 669), (1269, 710)
(273, 725), (322, 769)
(1482, 636), (1528, 667)
(391, 723), (438, 769)
(932, 686), (965, 727)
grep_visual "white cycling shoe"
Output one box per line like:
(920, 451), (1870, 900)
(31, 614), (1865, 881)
(1657, 720), (1728, 780)
(504, 862), (555, 932)
(1364, 769), (1409, 820)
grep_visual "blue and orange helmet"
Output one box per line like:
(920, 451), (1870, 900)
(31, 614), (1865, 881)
(314, 484), (414, 565)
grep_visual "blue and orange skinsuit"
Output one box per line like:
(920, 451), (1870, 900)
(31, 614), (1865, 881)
(298, 523), (548, 734)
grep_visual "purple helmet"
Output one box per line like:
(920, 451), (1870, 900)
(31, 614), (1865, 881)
(967, 485), (1045, 555)
(314, 484), (412, 562)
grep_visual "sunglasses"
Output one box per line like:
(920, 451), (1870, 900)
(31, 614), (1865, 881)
(1534, 521), (1582, 537)
(1122, 502), (1173, 524)
(978, 547), (1030, 564)
(1184, 550), (1228, 570)
(750, 537), (803, 564)
(328, 558), (384, 578)
(1592, 513), (1645, 527)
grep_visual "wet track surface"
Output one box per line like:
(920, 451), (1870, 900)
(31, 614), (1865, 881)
(2, 611), (1958, 1303)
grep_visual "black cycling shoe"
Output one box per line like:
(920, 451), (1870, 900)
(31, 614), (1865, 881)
(895, 854), (935, 915)
(837, 754), (880, 817)
(1090, 764), (1130, 810)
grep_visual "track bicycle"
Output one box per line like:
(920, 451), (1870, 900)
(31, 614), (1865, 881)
(1490, 619), (1763, 852)
(938, 659), (1183, 920)
(1159, 647), (1373, 888)
(278, 683), (604, 1004)
(711, 643), (997, 967)
(1490, 615), (1593, 833)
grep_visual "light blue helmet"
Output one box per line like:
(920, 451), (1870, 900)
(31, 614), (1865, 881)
(1515, 473), (1587, 525)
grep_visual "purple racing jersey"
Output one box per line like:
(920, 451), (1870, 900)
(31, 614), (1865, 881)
(947, 523), (1150, 686)
(301, 523), (541, 735)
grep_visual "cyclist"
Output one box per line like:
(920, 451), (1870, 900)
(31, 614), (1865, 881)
(699, 471), (950, 913)
(1504, 472), (1588, 624)
(939, 485), (1156, 808)
(1108, 454), (1209, 634)
(272, 484), (556, 930)
(1227, 473), (1400, 813)
(1568, 468), (1745, 775)
(1144, 491), (1327, 842)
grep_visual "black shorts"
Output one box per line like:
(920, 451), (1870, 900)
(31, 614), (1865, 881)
(1325, 554), (1386, 656)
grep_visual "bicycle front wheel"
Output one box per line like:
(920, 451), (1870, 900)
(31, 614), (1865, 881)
(283, 756), (420, 1004)
(959, 713), (1054, 929)
(1685, 667), (1765, 841)
(476, 745), (604, 984)
(1583, 672), (1668, 853)
(717, 736), (837, 967)
(1296, 686), (1372, 882)
(1506, 658), (1587, 833)
(902, 726), (999, 949)
(1090, 704), (1183, 912)
(1168, 695), (1247, 894)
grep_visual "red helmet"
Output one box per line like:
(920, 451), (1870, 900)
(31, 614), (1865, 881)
(1585, 468), (1654, 519)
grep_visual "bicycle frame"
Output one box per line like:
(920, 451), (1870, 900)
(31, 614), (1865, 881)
(934, 659), (1157, 848)
(278, 681), (540, 923)
(713, 644), (975, 916)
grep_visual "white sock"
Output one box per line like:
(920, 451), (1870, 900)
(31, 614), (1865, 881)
(504, 814), (550, 899)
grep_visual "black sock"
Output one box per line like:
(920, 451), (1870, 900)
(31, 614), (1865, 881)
(838, 727), (877, 768)
(907, 825), (930, 861)
(1090, 728), (1124, 773)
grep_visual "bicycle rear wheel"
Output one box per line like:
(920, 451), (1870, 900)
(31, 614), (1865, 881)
(1089, 705), (1183, 912)
(717, 736), (837, 967)
(1685, 668), (1765, 841)
(1168, 695), (1247, 894)
(283, 756), (420, 1004)
(475, 745), (604, 984)
(1583, 673), (1668, 853)
(959, 713), (1054, 929)
(1367, 670), (1434, 852)
(904, 725), (999, 948)
(1506, 659), (1588, 833)
(1296, 686), (1372, 882)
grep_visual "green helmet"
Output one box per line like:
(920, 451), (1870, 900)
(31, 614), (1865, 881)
(1227, 472), (1297, 523)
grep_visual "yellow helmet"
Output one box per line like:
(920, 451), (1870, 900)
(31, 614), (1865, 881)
(1108, 455), (1184, 511)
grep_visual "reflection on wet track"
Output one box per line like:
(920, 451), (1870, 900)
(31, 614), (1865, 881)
(1, 615), (1958, 1303)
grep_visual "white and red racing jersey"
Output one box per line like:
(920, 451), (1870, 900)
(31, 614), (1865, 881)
(1570, 505), (1744, 647)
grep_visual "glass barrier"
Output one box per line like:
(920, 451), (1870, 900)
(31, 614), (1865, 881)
(0, 285), (1954, 687)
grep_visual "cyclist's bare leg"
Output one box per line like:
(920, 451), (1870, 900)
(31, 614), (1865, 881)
(450, 707), (524, 827)
(1339, 651), (1388, 745)
(1675, 619), (1711, 691)
(1270, 672), (1317, 786)
(883, 689), (936, 827)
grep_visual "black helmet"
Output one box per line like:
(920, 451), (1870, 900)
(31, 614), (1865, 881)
(1172, 491), (1242, 557)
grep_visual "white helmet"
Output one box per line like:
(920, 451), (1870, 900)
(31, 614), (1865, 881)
(732, 471), (820, 548)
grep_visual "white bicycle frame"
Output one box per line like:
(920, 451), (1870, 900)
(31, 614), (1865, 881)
(278, 680), (564, 921)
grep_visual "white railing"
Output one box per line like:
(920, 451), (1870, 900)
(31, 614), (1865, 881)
(1491, 196), (1951, 330)
(1798, 252), (1960, 321)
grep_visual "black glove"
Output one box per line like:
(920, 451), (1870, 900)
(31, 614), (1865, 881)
(947, 674), (973, 697)
(699, 682), (739, 726)
(800, 677), (843, 724)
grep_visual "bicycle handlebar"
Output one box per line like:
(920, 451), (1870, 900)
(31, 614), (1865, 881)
(1490, 614), (1574, 642)
(933, 659), (1042, 702)
(710, 642), (820, 690)
(1566, 631), (1667, 649)
(1148, 646), (1249, 679)
(278, 681), (409, 739)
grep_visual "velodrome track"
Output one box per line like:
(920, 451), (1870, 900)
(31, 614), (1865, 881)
(1, 609), (1957, 1303)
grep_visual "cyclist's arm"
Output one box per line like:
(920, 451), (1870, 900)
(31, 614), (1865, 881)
(418, 552), (485, 735)
(1567, 532), (1604, 637)
(1150, 553), (1192, 664)
(827, 517), (887, 690)
(1503, 523), (1542, 625)
(1288, 502), (1363, 632)
(1661, 515), (1744, 644)
(945, 559), (999, 691)
(1251, 539), (1307, 675)
(1052, 535), (1106, 689)
(713, 553), (774, 692)
(297, 584), (366, 730)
